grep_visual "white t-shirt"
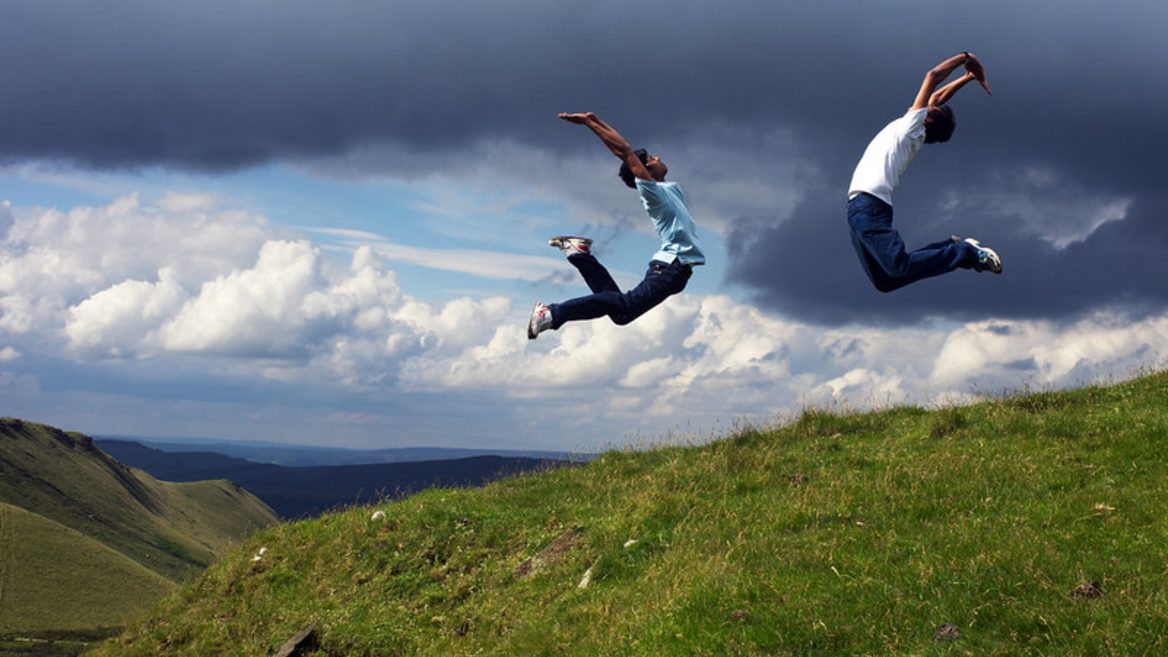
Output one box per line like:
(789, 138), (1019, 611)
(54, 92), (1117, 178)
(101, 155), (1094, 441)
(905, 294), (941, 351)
(847, 107), (929, 206)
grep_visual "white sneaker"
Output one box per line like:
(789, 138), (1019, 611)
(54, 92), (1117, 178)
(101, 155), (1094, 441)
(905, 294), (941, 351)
(527, 303), (554, 340)
(548, 236), (593, 257)
(964, 238), (1002, 274)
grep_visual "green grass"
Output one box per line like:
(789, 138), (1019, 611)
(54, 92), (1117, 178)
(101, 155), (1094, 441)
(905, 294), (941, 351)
(92, 371), (1168, 656)
(0, 503), (175, 634)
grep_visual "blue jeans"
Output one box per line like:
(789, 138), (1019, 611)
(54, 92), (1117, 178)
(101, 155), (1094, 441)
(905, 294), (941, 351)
(847, 192), (977, 293)
(550, 254), (693, 328)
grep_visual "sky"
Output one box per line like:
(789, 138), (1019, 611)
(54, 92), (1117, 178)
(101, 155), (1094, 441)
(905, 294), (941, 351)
(2, 0), (1166, 451)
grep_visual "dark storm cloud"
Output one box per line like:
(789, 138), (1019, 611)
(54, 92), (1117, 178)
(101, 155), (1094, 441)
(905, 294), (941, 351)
(2, 0), (1155, 168)
(2, 0), (1165, 322)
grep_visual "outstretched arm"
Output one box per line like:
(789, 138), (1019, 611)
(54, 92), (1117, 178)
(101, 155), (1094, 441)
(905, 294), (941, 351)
(911, 52), (992, 110)
(559, 112), (651, 182)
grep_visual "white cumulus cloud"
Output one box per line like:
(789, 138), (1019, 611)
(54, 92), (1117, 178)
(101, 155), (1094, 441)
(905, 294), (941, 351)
(66, 268), (189, 357)
(160, 240), (325, 356)
(931, 314), (1168, 388)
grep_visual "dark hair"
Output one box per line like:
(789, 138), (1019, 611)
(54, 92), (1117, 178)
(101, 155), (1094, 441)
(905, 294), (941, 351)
(924, 105), (956, 144)
(618, 148), (650, 189)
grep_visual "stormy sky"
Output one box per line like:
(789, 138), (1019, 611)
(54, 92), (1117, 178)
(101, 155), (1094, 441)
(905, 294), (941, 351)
(1, 0), (1165, 448)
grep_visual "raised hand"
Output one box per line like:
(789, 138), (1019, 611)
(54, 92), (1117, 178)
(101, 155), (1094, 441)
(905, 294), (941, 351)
(558, 112), (595, 124)
(963, 54), (993, 96)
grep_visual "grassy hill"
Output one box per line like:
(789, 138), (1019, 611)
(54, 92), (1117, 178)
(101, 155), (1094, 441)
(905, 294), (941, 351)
(92, 371), (1168, 656)
(0, 502), (175, 634)
(0, 418), (279, 583)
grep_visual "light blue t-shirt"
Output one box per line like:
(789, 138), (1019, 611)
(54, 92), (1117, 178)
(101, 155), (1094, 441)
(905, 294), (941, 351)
(635, 179), (706, 267)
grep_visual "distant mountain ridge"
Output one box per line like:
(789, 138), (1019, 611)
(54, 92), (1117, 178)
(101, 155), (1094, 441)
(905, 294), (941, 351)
(98, 439), (577, 519)
(95, 434), (593, 467)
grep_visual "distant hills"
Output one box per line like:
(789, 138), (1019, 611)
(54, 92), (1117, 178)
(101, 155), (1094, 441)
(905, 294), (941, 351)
(0, 418), (278, 636)
(95, 434), (593, 467)
(98, 439), (576, 519)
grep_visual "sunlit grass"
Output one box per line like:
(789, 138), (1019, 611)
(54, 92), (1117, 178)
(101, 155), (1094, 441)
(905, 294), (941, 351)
(0, 503), (174, 634)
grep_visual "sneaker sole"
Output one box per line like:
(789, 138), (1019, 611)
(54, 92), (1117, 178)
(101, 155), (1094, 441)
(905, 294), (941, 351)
(548, 236), (593, 249)
(527, 302), (541, 340)
(964, 238), (1002, 274)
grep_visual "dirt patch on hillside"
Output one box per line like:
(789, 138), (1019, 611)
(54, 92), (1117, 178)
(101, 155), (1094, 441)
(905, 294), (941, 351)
(514, 528), (581, 579)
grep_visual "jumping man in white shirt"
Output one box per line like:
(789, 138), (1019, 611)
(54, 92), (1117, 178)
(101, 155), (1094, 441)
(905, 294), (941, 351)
(846, 52), (1000, 292)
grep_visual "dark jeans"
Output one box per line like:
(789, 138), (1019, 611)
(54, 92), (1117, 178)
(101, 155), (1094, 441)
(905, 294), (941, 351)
(550, 254), (693, 328)
(847, 192), (976, 293)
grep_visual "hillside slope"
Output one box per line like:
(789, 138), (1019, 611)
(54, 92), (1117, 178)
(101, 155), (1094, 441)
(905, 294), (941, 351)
(93, 372), (1168, 656)
(0, 502), (175, 633)
(0, 419), (279, 582)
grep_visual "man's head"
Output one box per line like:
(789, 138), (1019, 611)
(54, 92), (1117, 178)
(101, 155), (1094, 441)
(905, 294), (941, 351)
(618, 148), (668, 188)
(924, 105), (956, 144)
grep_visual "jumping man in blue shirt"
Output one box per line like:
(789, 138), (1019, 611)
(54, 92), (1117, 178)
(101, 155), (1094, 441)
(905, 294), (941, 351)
(528, 112), (705, 339)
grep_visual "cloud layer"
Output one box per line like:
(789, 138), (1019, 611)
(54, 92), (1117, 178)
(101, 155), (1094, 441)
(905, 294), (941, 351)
(3, 195), (1165, 448)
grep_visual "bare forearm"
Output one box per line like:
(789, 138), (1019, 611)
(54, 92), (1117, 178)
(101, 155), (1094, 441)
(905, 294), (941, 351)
(930, 71), (976, 107)
(559, 111), (649, 182)
(926, 53), (971, 86)
(583, 115), (635, 159)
